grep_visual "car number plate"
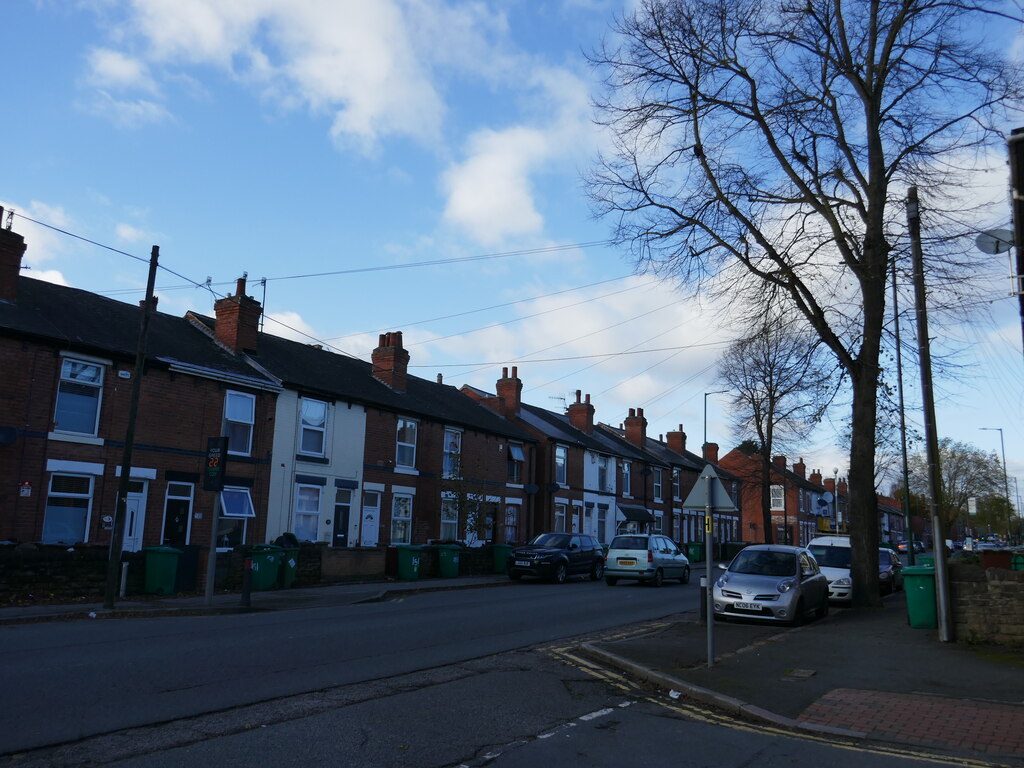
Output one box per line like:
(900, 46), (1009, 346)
(734, 601), (762, 611)
(514, 560), (531, 567)
(617, 558), (637, 566)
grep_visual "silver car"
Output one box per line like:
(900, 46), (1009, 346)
(713, 544), (829, 624)
(604, 534), (690, 586)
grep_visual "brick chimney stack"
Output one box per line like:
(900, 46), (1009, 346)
(372, 331), (410, 392)
(567, 390), (595, 434)
(0, 211), (27, 304)
(624, 407), (647, 448)
(138, 296), (159, 311)
(214, 275), (263, 353)
(666, 424), (687, 455)
(705, 443), (720, 464)
(810, 469), (823, 487)
(793, 457), (806, 479)
(772, 455), (787, 471)
(495, 366), (523, 418)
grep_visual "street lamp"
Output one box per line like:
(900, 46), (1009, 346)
(833, 467), (840, 533)
(980, 427), (1012, 542)
(703, 390), (728, 461)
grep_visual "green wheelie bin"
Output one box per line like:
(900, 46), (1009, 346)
(396, 545), (423, 581)
(437, 544), (462, 578)
(903, 565), (937, 628)
(143, 546), (182, 595)
(249, 544), (283, 590)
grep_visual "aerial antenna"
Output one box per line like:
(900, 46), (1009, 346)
(548, 395), (568, 410)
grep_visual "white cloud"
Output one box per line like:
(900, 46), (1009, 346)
(83, 90), (172, 128)
(263, 310), (320, 344)
(115, 223), (150, 243)
(86, 47), (158, 93)
(441, 127), (548, 244)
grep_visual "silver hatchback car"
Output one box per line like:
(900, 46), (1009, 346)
(713, 544), (829, 624)
(604, 534), (690, 587)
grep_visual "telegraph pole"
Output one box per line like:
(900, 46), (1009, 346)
(103, 246), (159, 609)
(906, 188), (952, 642)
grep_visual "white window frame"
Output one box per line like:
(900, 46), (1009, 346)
(396, 418), (418, 469)
(597, 455), (609, 492)
(653, 468), (663, 502)
(554, 445), (567, 485)
(621, 461), (631, 497)
(53, 358), (104, 436)
(504, 503), (520, 544)
(440, 496), (459, 541)
(770, 484), (786, 511)
(507, 443), (525, 484)
(672, 469), (681, 500)
(294, 484), (322, 543)
(42, 473), (94, 544)
(224, 390), (255, 456)
(443, 428), (462, 478)
(217, 485), (254, 550)
(655, 512), (664, 534)
(298, 398), (328, 457)
(391, 493), (413, 544)
(554, 502), (567, 532)
(162, 482), (194, 546)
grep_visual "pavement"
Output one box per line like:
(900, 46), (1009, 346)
(3, 568), (1023, 765)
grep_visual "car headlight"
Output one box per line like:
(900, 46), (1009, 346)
(833, 577), (852, 587)
(777, 578), (796, 593)
(715, 574), (728, 588)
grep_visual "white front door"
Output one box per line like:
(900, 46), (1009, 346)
(360, 490), (380, 547)
(123, 481), (148, 552)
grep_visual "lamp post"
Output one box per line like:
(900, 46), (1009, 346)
(832, 467), (840, 534)
(980, 427), (1012, 542)
(703, 390), (728, 461)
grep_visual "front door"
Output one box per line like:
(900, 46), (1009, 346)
(123, 480), (148, 552)
(360, 490), (380, 547)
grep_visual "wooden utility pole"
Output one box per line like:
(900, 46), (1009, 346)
(1008, 129), (1024, 360)
(906, 188), (952, 642)
(103, 246), (159, 609)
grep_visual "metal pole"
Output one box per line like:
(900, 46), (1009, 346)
(103, 246), (159, 609)
(703, 390), (727, 460)
(205, 491), (222, 606)
(907, 187), (953, 642)
(704, 470), (715, 668)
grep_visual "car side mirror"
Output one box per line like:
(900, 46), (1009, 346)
(717, 563), (727, 570)
(802, 569), (815, 579)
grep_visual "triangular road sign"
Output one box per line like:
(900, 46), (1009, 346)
(681, 464), (738, 512)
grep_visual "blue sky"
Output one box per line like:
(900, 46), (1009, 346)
(2, 0), (1022, 502)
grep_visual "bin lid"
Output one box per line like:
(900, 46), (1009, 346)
(251, 544), (283, 552)
(902, 565), (936, 575)
(143, 546), (183, 554)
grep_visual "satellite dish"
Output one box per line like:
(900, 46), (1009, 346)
(821, 491), (834, 503)
(975, 228), (1014, 255)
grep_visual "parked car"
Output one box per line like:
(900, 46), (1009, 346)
(712, 544), (829, 624)
(604, 534), (690, 587)
(807, 535), (853, 603)
(507, 533), (605, 583)
(878, 547), (904, 594)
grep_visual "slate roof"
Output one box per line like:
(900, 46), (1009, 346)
(189, 314), (536, 443)
(0, 277), (276, 386)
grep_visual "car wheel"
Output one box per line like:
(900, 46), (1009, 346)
(650, 568), (663, 587)
(789, 598), (805, 626)
(605, 576), (618, 586)
(680, 565), (690, 585)
(552, 562), (568, 584)
(590, 560), (605, 581)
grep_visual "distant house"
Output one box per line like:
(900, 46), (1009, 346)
(0, 224), (280, 557)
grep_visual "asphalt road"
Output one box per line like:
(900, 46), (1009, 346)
(0, 578), (699, 754)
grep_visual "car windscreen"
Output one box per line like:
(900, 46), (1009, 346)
(529, 533), (570, 548)
(729, 550), (797, 577)
(610, 536), (648, 550)
(808, 545), (851, 568)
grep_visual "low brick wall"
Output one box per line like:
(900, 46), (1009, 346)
(318, 545), (386, 583)
(0, 545), (145, 605)
(950, 562), (1024, 645)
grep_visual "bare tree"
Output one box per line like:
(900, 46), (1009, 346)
(905, 438), (1007, 540)
(718, 317), (835, 542)
(588, 0), (1022, 606)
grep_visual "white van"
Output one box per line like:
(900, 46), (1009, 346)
(807, 535), (852, 603)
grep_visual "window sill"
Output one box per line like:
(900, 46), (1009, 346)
(48, 432), (103, 446)
(393, 467), (419, 476)
(296, 454), (330, 464)
(506, 483), (524, 489)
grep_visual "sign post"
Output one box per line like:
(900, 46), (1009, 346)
(682, 464), (739, 669)
(204, 436), (229, 606)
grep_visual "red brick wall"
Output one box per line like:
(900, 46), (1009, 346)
(0, 336), (273, 550)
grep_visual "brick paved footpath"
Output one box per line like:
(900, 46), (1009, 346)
(799, 688), (1024, 756)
